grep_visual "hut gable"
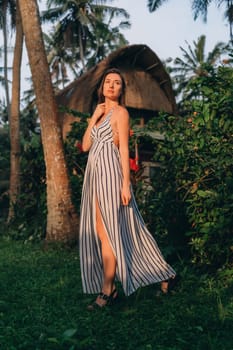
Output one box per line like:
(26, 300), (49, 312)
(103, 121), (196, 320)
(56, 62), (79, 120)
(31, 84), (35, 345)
(124, 70), (171, 111)
(56, 44), (177, 138)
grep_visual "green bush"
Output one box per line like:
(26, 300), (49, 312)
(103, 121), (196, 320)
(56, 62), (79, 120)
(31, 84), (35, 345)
(63, 112), (89, 214)
(5, 132), (47, 241)
(0, 126), (10, 219)
(140, 65), (233, 268)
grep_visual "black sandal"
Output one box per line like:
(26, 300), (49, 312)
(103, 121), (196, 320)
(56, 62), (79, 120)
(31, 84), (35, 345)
(87, 288), (118, 310)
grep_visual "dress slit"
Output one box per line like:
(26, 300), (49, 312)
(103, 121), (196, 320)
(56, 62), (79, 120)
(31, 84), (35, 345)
(95, 195), (117, 261)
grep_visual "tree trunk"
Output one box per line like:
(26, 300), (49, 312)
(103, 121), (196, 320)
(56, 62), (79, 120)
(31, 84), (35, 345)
(18, 0), (79, 243)
(2, 0), (11, 120)
(8, 0), (24, 222)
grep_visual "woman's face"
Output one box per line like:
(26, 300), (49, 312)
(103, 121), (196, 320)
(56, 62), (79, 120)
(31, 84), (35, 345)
(103, 73), (122, 101)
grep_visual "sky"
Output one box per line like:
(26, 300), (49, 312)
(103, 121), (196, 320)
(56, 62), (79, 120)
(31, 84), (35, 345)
(114, 0), (229, 60)
(0, 0), (230, 99)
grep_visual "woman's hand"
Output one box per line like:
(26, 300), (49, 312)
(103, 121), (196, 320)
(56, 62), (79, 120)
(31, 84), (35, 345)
(82, 103), (105, 152)
(91, 103), (105, 124)
(121, 183), (131, 206)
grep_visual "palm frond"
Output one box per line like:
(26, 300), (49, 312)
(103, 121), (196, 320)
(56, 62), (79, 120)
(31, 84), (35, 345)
(191, 0), (211, 21)
(147, 0), (169, 13)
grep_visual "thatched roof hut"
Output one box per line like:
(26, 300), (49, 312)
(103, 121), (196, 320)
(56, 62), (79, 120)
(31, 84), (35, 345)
(57, 44), (177, 138)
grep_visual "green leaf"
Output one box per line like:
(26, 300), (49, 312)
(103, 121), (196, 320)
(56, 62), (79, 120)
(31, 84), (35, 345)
(47, 337), (59, 343)
(62, 329), (77, 338)
(197, 190), (216, 198)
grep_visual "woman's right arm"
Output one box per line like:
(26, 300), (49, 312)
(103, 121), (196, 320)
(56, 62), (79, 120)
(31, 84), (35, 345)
(82, 103), (105, 152)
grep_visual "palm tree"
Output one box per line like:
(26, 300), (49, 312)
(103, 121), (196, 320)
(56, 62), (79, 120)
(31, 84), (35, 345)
(0, 0), (24, 223)
(8, 0), (23, 221)
(19, 0), (79, 243)
(44, 31), (76, 90)
(84, 4), (130, 69)
(224, 1), (233, 42)
(169, 35), (227, 97)
(0, 0), (16, 120)
(147, 0), (233, 43)
(42, 0), (130, 75)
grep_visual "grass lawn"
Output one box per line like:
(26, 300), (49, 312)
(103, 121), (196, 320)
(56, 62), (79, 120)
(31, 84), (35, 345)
(0, 238), (232, 350)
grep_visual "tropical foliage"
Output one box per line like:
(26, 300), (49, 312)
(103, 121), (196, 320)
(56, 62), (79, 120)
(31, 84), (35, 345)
(42, 0), (130, 83)
(168, 35), (228, 98)
(136, 60), (233, 268)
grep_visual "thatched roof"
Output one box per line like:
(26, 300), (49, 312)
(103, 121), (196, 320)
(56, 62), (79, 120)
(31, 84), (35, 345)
(56, 44), (177, 137)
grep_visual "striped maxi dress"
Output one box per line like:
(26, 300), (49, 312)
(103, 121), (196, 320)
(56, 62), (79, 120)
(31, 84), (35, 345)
(79, 110), (176, 296)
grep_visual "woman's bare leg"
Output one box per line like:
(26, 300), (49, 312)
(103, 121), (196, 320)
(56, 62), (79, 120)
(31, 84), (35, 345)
(161, 280), (169, 293)
(96, 199), (117, 299)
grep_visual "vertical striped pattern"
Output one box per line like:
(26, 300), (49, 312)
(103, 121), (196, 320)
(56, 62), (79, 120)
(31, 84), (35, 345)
(79, 111), (176, 296)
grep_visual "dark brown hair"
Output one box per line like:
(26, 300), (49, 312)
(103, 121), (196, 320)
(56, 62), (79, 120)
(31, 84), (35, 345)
(97, 68), (126, 105)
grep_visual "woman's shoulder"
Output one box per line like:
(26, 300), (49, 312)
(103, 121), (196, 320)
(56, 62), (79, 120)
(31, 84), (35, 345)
(114, 105), (129, 120)
(111, 105), (129, 127)
(117, 104), (128, 113)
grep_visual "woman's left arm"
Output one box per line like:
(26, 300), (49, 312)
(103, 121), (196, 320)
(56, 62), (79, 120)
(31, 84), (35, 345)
(117, 107), (131, 206)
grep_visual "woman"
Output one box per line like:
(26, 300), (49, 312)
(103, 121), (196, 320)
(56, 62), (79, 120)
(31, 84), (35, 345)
(79, 68), (176, 309)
